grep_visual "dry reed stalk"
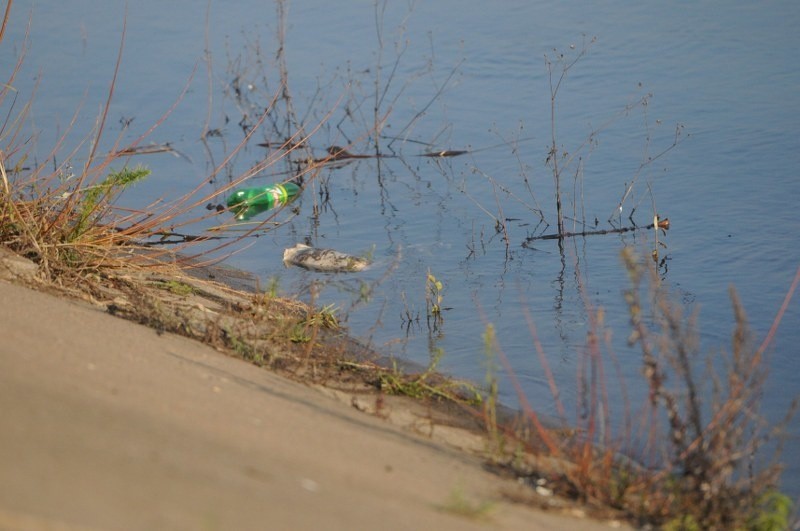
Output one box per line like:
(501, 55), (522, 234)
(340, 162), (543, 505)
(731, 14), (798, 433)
(621, 247), (797, 528)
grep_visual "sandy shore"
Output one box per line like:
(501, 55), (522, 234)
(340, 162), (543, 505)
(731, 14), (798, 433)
(0, 279), (626, 530)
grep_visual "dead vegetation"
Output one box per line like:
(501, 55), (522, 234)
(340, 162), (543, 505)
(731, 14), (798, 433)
(471, 248), (799, 529)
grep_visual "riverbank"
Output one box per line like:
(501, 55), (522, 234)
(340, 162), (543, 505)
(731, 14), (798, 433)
(0, 249), (627, 530)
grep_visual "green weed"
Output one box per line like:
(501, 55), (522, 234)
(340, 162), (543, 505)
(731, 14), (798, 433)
(302, 303), (339, 330)
(482, 324), (503, 456)
(73, 165), (150, 239)
(379, 349), (482, 405)
(157, 279), (196, 296)
(747, 490), (794, 531)
(438, 485), (494, 520)
(426, 270), (444, 317)
(265, 276), (280, 298)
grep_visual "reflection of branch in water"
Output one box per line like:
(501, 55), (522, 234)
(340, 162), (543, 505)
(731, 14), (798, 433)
(307, 145), (400, 166)
(310, 144), (475, 164)
(523, 217), (670, 245)
(382, 136), (535, 159)
(256, 140), (307, 151)
(609, 122), (686, 222)
(109, 142), (194, 166)
(324, 145), (374, 160)
(386, 57), (465, 150)
(419, 149), (469, 158)
(136, 230), (229, 246)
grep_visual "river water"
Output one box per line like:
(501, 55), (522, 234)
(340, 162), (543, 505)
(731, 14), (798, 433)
(5, 1), (800, 498)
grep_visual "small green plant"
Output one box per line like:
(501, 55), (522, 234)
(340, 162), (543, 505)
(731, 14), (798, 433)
(361, 244), (375, 263)
(438, 485), (494, 520)
(357, 280), (372, 304)
(482, 324), (503, 456)
(380, 349), (445, 400)
(303, 303), (339, 329)
(265, 276), (280, 298)
(223, 327), (264, 365)
(289, 323), (312, 343)
(426, 270), (444, 317)
(73, 165), (150, 239)
(251, 278), (280, 311)
(158, 279), (195, 296)
(291, 303), (339, 343)
(662, 514), (700, 531)
(379, 349), (482, 404)
(747, 490), (794, 531)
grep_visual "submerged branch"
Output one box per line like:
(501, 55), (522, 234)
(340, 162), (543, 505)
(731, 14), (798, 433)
(524, 217), (669, 245)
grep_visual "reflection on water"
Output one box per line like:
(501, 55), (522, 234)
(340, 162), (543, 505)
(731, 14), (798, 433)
(6, 0), (799, 497)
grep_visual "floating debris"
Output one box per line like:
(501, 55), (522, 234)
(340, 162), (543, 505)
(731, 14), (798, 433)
(112, 142), (177, 157)
(325, 146), (371, 160)
(227, 182), (301, 220)
(419, 149), (469, 158)
(283, 244), (370, 272)
(257, 140), (306, 150)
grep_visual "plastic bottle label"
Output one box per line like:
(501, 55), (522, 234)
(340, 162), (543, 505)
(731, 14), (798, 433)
(269, 184), (287, 206)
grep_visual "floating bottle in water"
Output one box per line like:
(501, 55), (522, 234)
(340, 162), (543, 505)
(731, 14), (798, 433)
(227, 182), (301, 220)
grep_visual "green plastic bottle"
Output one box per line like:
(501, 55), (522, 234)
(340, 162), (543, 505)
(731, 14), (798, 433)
(227, 182), (301, 220)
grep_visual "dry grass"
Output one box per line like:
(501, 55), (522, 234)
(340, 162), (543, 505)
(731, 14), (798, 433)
(619, 247), (798, 528)
(472, 248), (798, 528)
